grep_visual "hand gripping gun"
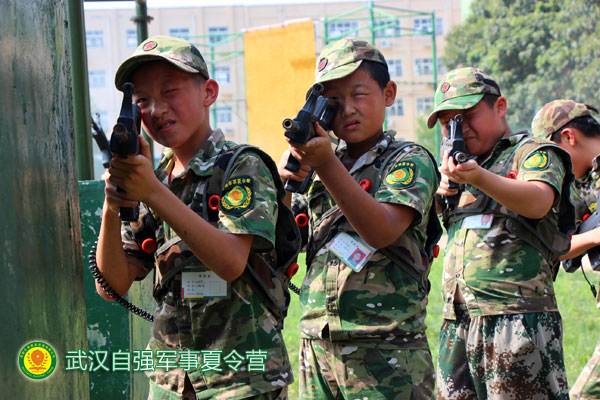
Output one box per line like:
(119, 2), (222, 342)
(443, 114), (469, 207)
(282, 83), (339, 194)
(110, 82), (141, 222)
(564, 194), (600, 273)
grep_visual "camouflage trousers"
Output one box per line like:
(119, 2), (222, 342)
(299, 338), (435, 399)
(148, 374), (288, 400)
(570, 336), (600, 399)
(437, 305), (569, 400)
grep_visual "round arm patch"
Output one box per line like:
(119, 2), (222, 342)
(523, 150), (549, 171)
(385, 160), (417, 189)
(220, 176), (254, 216)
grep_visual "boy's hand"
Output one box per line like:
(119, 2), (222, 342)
(287, 122), (336, 170)
(439, 150), (482, 185)
(106, 134), (158, 205)
(277, 149), (311, 184)
(436, 173), (460, 197)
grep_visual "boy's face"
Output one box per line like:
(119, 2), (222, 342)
(438, 97), (507, 157)
(130, 61), (217, 151)
(321, 68), (396, 146)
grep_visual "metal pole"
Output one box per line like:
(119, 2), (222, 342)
(68, 0), (94, 180)
(369, 0), (375, 44)
(132, 0), (155, 164)
(431, 11), (440, 160)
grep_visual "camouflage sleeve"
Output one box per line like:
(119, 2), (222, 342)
(121, 202), (155, 279)
(518, 146), (566, 198)
(571, 181), (590, 224)
(217, 151), (277, 251)
(375, 145), (439, 224)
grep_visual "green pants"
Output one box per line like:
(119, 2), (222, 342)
(299, 338), (434, 399)
(437, 306), (569, 400)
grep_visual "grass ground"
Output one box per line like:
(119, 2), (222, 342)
(282, 251), (600, 398)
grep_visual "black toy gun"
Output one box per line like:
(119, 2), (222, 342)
(443, 114), (469, 207)
(91, 113), (112, 169)
(110, 82), (141, 222)
(282, 83), (339, 193)
(564, 196), (600, 272)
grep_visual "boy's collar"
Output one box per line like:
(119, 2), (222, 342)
(335, 130), (397, 175)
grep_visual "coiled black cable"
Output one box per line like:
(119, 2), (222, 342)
(288, 281), (301, 295)
(89, 241), (154, 322)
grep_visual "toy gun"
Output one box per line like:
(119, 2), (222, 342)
(282, 83), (339, 193)
(110, 82), (141, 222)
(443, 114), (469, 207)
(564, 195), (600, 272)
(91, 113), (112, 169)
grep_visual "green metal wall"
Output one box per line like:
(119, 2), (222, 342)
(0, 0), (89, 398)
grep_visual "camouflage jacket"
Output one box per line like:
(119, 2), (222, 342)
(441, 132), (574, 319)
(121, 129), (293, 399)
(571, 153), (600, 224)
(292, 131), (440, 349)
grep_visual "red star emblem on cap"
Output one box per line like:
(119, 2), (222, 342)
(318, 58), (328, 72)
(143, 41), (158, 51)
(441, 82), (450, 93)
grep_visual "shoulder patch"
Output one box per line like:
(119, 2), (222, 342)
(220, 176), (254, 216)
(523, 150), (549, 171)
(385, 160), (417, 189)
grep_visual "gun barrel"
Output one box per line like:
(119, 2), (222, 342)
(283, 118), (300, 132)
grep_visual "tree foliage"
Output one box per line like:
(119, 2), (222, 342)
(443, 0), (600, 131)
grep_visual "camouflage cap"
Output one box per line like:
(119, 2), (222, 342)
(531, 99), (593, 138)
(114, 36), (209, 90)
(315, 37), (387, 84)
(427, 67), (501, 128)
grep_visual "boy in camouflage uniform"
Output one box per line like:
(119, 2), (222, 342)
(96, 36), (292, 400)
(430, 67), (576, 399)
(278, 37), (442, 399)
(531, 99), (600, 399)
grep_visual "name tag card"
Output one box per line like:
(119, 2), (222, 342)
(461, 214), (494, 230)
(181, 270), (229, 299)
(327, 232), (376, 273)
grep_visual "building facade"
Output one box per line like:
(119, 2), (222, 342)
(84, 0), (463, 176)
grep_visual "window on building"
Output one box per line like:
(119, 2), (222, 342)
(88, 70), (106, 89)
(208, 26), (229, 44)
(416, 97), (434, 115)
(214, 66), (231, 84)
(327, 21), (359, 39)
(374, 19), (401, 37)
(413, 17), (443, 35)
(169, 28), (190, 39)
(215, 106), (233, 124)
(414, 58), (433, 76)
(126, 29), (137, 47)
(388, 99), (405, 117)
(86, 30), (104, 48)
(388, 59), (403, 78)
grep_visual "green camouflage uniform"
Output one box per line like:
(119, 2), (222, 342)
(116, 37), (292, 400)
(532, 99), (600, 399)
(429, 68), (575, 399)
(294, 37), (441, 400)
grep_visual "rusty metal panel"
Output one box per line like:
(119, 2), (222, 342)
(0, 0), (89, 398)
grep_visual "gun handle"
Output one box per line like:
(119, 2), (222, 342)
(114, 185), (140, 222)
(284, 153), (301, 173)
(444, 180), (460, 206)
(589, 247), (600, 271)
(285, 169), (314, 194)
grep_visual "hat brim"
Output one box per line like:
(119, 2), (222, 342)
(316, 60), (363, 84)
(114, 54), (205, 90)
(426, 93), (485, 129)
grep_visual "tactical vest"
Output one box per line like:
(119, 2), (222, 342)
(303, 141), (443, 292)
(149, 145), (301, 330)
(442, 132), (576, 276)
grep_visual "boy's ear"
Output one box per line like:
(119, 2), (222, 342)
(203, 79), (219, 107)
(494, 96), (508, 118)
(560, 127), (577, 147)
(383, 80), (397, 107)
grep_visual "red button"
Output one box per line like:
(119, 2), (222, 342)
(433, 244), (440, 258)
(583, 213), (591, 222)
(208, 195), (220, 211)
(286, 262), (299, 278)
(141, 238), (157, 254)
(359, 179), (372, 191)
(295, 213), (309, 228)
(507, 171), (517, 179)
